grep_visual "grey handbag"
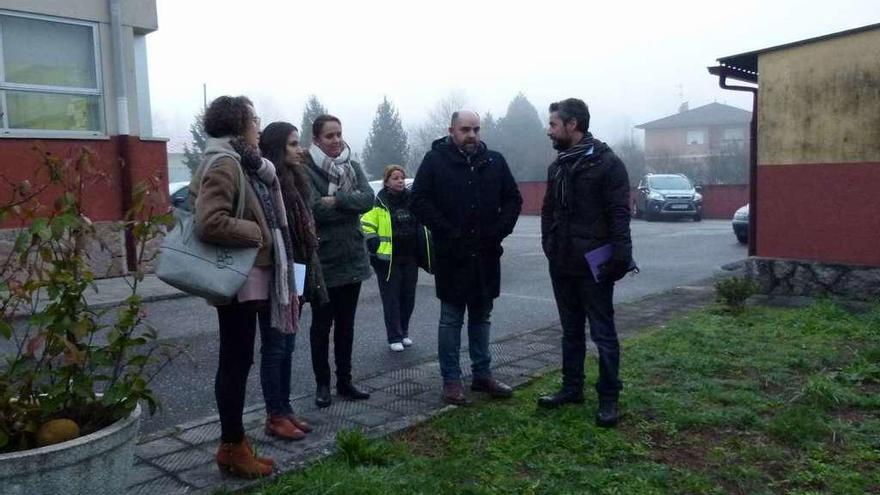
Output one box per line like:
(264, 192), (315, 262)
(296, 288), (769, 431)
(156, 156), (258, 305)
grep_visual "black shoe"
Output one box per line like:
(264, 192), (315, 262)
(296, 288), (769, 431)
(337, 382), (370, 400)
(536, 389), (585, 409)
(315, 385), (331, 408)
(595, 399), (620, 427)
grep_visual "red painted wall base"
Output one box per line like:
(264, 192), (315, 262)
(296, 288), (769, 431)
(757, 162), (880, 266)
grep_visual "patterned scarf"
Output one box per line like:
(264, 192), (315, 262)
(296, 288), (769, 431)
(230, 138), (299, 333)
(553, 134), (596, 214)
(309, 142), (355, 195)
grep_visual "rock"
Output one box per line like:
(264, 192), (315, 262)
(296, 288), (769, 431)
(840, 268), (880, 301)
(771, 260), (795, 280)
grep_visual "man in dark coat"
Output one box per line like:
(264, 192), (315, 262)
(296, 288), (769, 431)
(538, 98), (633, 428)
(410, 110), (523, 405)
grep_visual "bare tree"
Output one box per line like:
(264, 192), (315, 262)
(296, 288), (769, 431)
(612, 131), (647, 187)
(408, 91), (469, 172)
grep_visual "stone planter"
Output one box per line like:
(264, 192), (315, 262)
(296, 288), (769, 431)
(0, 404), (141, 495)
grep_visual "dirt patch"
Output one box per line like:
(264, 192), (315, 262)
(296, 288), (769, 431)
(832, 408), (871, 424)
(395, 425), (452, 458)
(626, 427), (795, 495)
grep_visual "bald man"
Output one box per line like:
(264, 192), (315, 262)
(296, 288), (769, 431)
(410, 111), (523, 405)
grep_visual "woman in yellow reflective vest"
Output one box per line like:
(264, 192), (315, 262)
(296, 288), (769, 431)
(361, 165), (433, 352)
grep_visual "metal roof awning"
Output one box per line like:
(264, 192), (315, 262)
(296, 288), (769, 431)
(708, 64), (757, 84)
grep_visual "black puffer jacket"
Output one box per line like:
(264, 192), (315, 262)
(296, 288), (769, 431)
(411, 137), (522, 303)
(541, 136), (632, 278)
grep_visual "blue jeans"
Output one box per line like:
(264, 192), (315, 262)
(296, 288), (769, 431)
(437, 299), (493, 383)
(260, 322), (297, 416)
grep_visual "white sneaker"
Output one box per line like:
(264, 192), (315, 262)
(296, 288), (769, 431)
(389, 342), (405, 352)
(402, 337), (413, 347)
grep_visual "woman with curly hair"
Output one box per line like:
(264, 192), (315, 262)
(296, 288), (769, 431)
(188, 96), (297, 478)
(256, 121), (327, 440)
(302, 114), (374, 408)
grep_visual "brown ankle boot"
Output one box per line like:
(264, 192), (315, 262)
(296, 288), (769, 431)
(216, 437), (273, 468)
(215, 438), (273, 478)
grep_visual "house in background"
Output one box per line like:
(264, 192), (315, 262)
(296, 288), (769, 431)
(710, 22), (880, 299)
(636, 102), (751, 184)
(0, 0), (167, 277)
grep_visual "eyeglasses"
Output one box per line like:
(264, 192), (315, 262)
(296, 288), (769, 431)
(252, 116), (261, 127)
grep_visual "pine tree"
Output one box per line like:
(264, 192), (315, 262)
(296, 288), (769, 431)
(181, 111), (206, 175)
(495, 93), (554, 181)
(362, 97), (409, 179)
(481, 111), (501, 148)
(299, 95), (328, 150)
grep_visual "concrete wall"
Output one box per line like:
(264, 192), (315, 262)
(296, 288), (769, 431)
(756, 27), (880, 266)
(0, 0), (158, 32)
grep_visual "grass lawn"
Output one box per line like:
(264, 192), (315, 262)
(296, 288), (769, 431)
(249, 301), (880, 494)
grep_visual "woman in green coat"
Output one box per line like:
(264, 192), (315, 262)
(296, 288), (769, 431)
(301, 115), (373, 408)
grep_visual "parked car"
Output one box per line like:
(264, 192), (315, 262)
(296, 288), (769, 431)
(732, 203), (749, 244)
(632, 173), (703, 221)
(369, 178), (413, 195)
(168, 181), (190, 209)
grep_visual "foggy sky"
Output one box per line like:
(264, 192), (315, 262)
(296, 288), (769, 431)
(146, 0), (879, 154)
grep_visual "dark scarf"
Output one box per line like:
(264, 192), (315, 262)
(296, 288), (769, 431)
(553, 134), (597, 214)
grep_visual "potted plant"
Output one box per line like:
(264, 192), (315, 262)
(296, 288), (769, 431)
(0, 146), (176, 493)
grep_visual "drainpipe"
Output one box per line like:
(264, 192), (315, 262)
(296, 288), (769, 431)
(110, 0), (129, 135)
(110, 0), (136, 271)
(708, 67), (758, 256)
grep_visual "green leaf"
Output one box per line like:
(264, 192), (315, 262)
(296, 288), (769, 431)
(0, 429), (9, 449)
(127, 355), (148, 367)
(0, 320), (12, 339)
(30, 218), (51, 242)
(39, 247), (53, 262)
(13, 231), (30, 253)
(50, 214), (80, 238)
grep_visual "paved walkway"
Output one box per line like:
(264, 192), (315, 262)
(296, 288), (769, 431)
(7, 274), (185, 318)
(125, 275), (723, 494)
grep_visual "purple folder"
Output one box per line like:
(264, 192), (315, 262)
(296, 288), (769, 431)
(584, 244), (613, 283)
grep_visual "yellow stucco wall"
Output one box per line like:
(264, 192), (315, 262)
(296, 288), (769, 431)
(758, 28), (880, 165)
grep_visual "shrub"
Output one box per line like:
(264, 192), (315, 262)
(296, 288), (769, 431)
(336, 428), (396, 467)
(0, 145), (177, 452)
(715, 277), (757, 314)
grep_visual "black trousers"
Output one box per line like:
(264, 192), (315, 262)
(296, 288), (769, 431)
(375, 261), (418, 344)
(215, 301), (268, 443)
(310, 282), (362, 386)
(550, 275), (622, 400)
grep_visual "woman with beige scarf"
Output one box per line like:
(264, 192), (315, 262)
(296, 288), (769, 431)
(301, 115), (374, 408)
